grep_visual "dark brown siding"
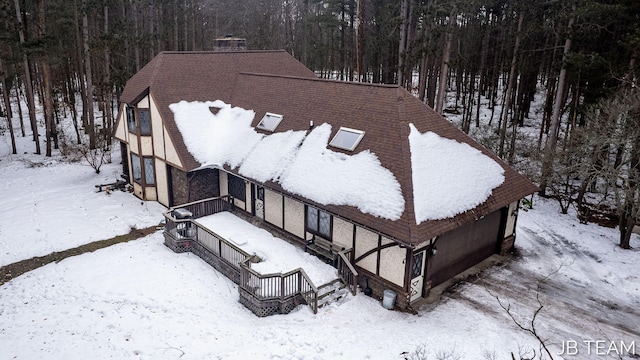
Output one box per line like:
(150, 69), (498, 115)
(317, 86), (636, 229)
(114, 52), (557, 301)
(427, 209), (502, 286)
(169, 167), (220, 206)
(170, 166), (189, 205)
(189, 168), (219, 202)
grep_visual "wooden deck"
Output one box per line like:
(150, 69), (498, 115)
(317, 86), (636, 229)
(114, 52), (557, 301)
(163, 196), (357, 316)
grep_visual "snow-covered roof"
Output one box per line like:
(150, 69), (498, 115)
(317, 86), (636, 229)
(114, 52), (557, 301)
(171, 100), (506, 223)
(170, 100), (405, 220)
(408, 124), (505, 223)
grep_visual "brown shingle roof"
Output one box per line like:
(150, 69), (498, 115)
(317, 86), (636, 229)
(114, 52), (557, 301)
(119, 51), (316, 170)
(119, 51), (538, 246)
(227, 73), (538, 245)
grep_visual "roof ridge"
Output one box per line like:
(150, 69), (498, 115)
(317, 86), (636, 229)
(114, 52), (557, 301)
(149, 52), (165, 89)
(237, 72), (402, 89)
(157, 50), (287, 55)
(394, 88), (418, 244)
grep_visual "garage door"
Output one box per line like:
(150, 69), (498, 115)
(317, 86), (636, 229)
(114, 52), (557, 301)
(427, 209), (503, 287)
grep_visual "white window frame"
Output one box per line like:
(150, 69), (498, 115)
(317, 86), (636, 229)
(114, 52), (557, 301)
(257, 112), (283, 132)
(329, 127), (365, 151)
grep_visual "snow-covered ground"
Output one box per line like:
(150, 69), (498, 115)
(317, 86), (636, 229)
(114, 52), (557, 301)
(1, 104), (639, 360)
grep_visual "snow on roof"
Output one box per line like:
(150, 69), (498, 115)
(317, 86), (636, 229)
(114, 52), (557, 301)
(171, 100), (405, 220)
(278, 123), (405, 220)
(169, 100), (262, 168)
(409, 124), (505, 223)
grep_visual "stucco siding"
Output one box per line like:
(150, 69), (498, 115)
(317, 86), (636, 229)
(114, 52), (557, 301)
(220, 172), (228, 196)
(355, 226), (378, 274)
(114, 108), (127, 142)
(132, 182), (143, 199)
(504, 201), (519, 238)
(155, 159), (169, 207)
(332, 217), (353, 249)
(265, 189), (284, 228)
(163, 128), (182, 168)
(140, 137), (153, 156)
(283, 197), (304, 238)
(244, 182), (253, 214)
(379, 241), (406, 287)
(150, 96), (165, 159)
(145, 186), (157, 201)
(233, 198), (246, 210)
(129, 135), (139, 155)
(137, 95), (150, 108)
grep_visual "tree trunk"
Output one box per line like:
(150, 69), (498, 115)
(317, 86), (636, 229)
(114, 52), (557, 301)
(0, 58), (17, 154)
(397, 0), (409, 87)
(132, 0), (140, 71)
(539, 5), (576, 196)
(83, 0), (96, 149)
(14, 75), (25, 137)
(475, 12), (492, 128)
(38, 0), (55, 157)
(356, 0), (364, 82)
(14, 0), (41, 154)
(104, 4), (113, 147)
(498, 11), (524, 158)
(435, 9), (455, 114)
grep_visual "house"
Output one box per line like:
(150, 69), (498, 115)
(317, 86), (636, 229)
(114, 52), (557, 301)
(113, 50), (538, 310)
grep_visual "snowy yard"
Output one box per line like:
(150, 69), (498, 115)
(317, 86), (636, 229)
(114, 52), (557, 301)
(1, 129), (639, 359)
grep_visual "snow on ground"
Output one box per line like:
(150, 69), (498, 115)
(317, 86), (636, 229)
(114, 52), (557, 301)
(1, 96), (639, 360)
(195, 212), (338, 285)
(0, 136), (166, 267)
(1, 141), (638, 359)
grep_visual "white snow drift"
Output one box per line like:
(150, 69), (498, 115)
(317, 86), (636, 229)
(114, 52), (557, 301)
(409, 124), (505, 223)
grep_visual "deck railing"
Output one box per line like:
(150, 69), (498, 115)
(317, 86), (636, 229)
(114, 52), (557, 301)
(196, 225), (250, 271)
(163, 195), (321, 315)
(239, 257), (319, 314)
(337, 251), (358, 296)
(163, 196), (233, 243)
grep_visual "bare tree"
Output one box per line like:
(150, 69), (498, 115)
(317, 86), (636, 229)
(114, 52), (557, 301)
(82, 0), (96, 149)
(539, 4), (576, 196)
(14, 0), (41, 155)
(0, 57), (17, 154)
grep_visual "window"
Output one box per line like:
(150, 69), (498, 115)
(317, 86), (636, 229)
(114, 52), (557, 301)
(144, 157), (155, 185)
(138, 109), (151, 135)
(126, 106), (151, 135)
(130, 154), (154, 185)
(306, 206), (332, 239)
(257, 112), (283, 132)
(131, 154), (141, 183)
(228, 174), (246, 201)
(126, 106), (136, 132)
(411, 251), (424, 278)
(329, 127), (365, 151)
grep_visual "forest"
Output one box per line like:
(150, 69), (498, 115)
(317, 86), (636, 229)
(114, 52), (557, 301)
(0, 0), (638, 248)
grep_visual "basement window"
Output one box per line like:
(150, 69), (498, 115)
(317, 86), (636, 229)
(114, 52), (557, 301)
(257, 112), (283, 132)
(329, 127), (365, 151)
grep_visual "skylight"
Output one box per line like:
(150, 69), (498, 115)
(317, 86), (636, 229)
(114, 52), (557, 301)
(257, 112), (283, 132)
(329, 127), (365, 151)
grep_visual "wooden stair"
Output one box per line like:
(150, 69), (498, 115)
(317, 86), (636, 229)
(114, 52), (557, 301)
(317, 278), (350, 308)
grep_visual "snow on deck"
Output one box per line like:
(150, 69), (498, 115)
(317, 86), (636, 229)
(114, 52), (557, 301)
(194, 212), (338, 285)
